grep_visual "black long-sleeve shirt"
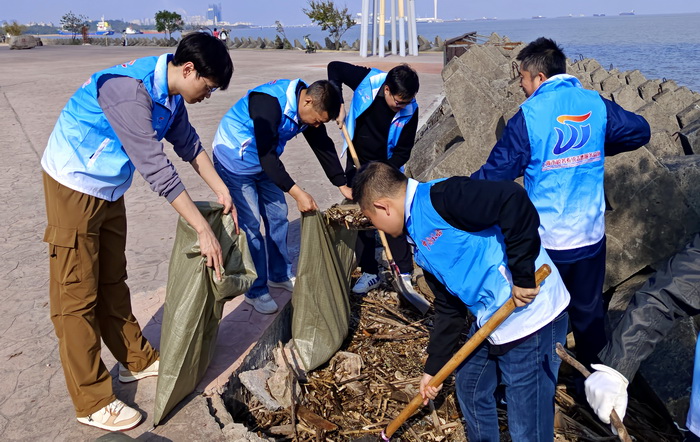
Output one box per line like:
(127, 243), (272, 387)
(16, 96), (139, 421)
(419, 177), (542, 375)
(248, 85), (347, 192)
(327, 61), (418, 171)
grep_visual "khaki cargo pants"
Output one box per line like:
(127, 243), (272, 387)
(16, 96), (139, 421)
(42, 173), (158, 417)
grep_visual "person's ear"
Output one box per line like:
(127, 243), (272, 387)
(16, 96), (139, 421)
(182, 62), (195, 79)
(536, 72), (547, 83)
(373, 199), (391, 216)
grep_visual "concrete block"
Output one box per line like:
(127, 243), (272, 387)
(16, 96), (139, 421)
(654, 87), (697, 116)
(294, 39), (303, 49)
(644, 131), (683, 158)
(452, 45), (509, 82)
(582, 58), (603, 73)
(601, 74), (624, 92)
(9, 35), (37, 50)
(661, 155), (700, 215)
(590, 68), (609, 92)
(256, 37), (265, 48)
(638, 79), (662, 101)
(625, 69), (647, 88)
(604, 148), (700, 289)
(417, 35), (431, 51)
(678, 121), (700, 154)
(678, 100), (700, 129)
(637, 101), (680, 134)
(610, 85), (646, 111)
(406, 114), (463, 179)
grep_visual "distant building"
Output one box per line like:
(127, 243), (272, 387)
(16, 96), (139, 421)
(206, 3), (222, 23)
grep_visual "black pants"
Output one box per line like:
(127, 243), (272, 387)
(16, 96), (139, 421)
(355, 230), (413, 275)
(550, 241), (607, 366)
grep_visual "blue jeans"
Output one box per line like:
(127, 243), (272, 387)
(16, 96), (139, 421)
(455, 312), (568, 442)
(214, 157), (292, 298)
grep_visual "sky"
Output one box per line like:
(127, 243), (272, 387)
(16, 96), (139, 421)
(1, 0), (698, 26)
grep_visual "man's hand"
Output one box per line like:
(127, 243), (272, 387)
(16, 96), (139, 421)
(197, 225), (224, 281)
(511, 285), (540, 307)
(585, 364), (629, 424)
(335, 103), (346, 129)
(419, 373), (443, 406)
(339, 185), (353, 201)
(215, 188), (239, 234)
(289, 184), (318, 212)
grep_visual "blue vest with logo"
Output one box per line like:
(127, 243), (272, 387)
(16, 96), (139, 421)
(343, 68), (418, 161)
(213, 79), (307, 175)
(521, 74), (607, 250)
(41, 54), (180, 202)
(687, 337), (700, 436)
(406, 179), (569, 344)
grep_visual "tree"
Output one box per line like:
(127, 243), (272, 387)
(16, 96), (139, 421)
(60, 11), (89, 41)
(303, 1), (354, 50)
(155, 10), (183, 40)
(3, 21), (26, 37)
(274, 20), (292, 49)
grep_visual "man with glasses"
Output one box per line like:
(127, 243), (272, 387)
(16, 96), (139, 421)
(327, 62), (420, 296)
(41, 32), (234, 431)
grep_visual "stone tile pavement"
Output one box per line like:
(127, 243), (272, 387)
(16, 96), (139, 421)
(0, 45), (443, 441)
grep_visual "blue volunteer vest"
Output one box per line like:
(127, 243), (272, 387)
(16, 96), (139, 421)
(521, 74), (608, 250)
(343, 68), (418, 161)
(213, 79), (307, 175)
(41, 54), (181, 202)
(687, 336), (700, 436)
(406, 179), (569, 344)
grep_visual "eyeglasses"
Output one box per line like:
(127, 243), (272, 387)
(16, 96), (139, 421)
(203, 81), (218, 94)
(390, 94), (412, 107)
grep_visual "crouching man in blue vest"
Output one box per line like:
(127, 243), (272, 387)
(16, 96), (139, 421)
(41, 33), (234, 431)
(353, 162), (571, 441)
(328, 61), (420, 295)
(212, 79), (352, 314)
(472, 37), (650, 366)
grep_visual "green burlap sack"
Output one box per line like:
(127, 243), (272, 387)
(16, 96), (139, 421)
(292, 210), (357, 371)
(154, 202), (257, 425)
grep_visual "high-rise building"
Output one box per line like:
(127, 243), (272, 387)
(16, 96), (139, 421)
(206, 4), (222, 23)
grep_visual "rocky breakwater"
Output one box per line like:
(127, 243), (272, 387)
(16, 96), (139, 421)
(406, 32), (700, 427)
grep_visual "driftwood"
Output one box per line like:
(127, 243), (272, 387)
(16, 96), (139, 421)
(325, 203), (373, 230)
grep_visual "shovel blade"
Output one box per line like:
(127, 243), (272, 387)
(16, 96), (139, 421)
(390, 263), (430, 315)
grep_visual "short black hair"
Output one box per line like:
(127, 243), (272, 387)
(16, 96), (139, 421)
(172, 32), (233, 90)
(306, 80), (342, 120)
(352, 161), (407, 212)
(385, 64), (420, 99)
(516, 37), (566, 79)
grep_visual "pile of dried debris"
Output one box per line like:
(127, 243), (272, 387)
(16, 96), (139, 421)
(235, 275), (683, 441)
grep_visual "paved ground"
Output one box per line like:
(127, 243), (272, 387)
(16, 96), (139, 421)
(0, 45), (444, 441)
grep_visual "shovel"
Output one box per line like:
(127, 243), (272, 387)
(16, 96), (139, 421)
(341, 125), (430, 315)
(381, 264), (552, 440)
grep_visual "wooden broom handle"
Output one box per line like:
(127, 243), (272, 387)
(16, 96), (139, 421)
(383, 264), (552, 439)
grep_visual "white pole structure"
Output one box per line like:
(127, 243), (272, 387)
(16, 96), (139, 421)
(434, 0), (438, 20)
(408, 0), (419, 56)
(360, 0), (370, 57)
(372, 0), (379, 55)
(406, 0), (414, 55)
(379, 0), (385, 57)
(390, 0), (397, 55)
(398, 0), (406, 57)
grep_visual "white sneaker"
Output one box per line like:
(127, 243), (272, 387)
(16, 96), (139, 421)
(76, 399), (143, 431)
(245, 293), (279, 314)
(352, 272), (381, 294)
(118, 359), (159, 383)
(268, 276), (296, 292)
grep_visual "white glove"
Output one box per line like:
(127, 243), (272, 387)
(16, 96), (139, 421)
(585, 364), (629, 424)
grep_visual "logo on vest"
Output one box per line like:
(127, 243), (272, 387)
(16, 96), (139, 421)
(421, 229), (443, 251)
(553, 112), (592, 155)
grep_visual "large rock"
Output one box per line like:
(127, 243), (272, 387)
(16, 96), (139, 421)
(9, 35), (37, 49)
(625, 69), (647, 88)
(604, 148), (700, 289)
(653, 86), (698, 116)
(678, 100), (700, 129)
(610, 85), (646, 111)
(644, 131), (683, 159)
(638, 79), (662, 100)
(662, 155), (700, 215)
(637, 101), (680, 134)
(406, 114), (463, 179)
(678, 121), (700, 155)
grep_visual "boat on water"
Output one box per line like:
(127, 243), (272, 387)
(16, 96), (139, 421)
(58, 15), (114, 36)
(125, 27), (143, 35)
(593, 13), (606, 17)
(532, 15), (546, 19)
(619, 10), (635, 16)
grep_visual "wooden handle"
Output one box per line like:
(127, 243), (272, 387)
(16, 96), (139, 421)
(341, 125), (361, 170)
(384, 264), (552, 439)
(555, 343), (633, 442)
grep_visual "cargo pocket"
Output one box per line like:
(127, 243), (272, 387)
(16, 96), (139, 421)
(43, 225), (81, 284)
